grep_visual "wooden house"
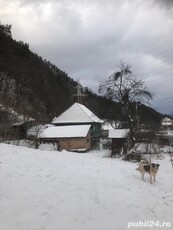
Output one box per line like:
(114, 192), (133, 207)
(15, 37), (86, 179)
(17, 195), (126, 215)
(161, 117), (173, 129)
(51, 102), (103, 148)
(11, 119), (34, 139)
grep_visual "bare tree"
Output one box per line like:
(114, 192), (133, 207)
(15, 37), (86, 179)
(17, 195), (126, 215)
(99, 62), (153, 151)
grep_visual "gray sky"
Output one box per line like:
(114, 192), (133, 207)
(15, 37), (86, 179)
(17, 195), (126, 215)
(1, 0), (173, 114)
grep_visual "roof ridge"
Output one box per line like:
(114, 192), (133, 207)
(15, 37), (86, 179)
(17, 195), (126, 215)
(77, 103), (93, 122)
(52, 103), (73, 123)
(52, 102), (103, 124)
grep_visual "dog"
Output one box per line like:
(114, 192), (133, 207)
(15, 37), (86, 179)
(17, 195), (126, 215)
(136, 161), (160, 184)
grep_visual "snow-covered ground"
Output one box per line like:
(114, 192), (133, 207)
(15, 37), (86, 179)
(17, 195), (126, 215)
(0, 143), (173, 230)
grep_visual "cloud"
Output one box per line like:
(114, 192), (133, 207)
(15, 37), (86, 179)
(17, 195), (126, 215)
(154, 0), (173, 9)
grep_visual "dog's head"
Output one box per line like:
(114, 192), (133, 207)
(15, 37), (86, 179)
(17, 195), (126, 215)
(151, 163), (160, 169)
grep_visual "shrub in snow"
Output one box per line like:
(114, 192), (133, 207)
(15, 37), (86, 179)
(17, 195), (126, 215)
(122, 149), (142, 162)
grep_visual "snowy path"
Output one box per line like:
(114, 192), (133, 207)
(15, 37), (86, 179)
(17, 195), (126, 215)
(0, 144), (173, 230)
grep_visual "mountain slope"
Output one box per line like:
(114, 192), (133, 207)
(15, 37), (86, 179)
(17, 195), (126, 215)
(0, 23), (77, 119)
(0, 22), (163, 126)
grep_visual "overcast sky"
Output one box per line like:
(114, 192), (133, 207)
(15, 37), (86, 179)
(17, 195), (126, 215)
(0, 0), (173, 114)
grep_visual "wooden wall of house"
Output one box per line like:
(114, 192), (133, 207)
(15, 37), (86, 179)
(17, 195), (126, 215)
(40, 133), (91, 152)
(59, 136), (90, 151)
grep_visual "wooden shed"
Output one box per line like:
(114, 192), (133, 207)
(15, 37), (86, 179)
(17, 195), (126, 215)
(109, 129), (129, 156)
(39, 125), (91, 152)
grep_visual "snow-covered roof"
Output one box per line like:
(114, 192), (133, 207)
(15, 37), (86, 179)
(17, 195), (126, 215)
(108, 129), (129, 138)
(102, 120), (121, 130)
(52, 103), (103, 124)
(162, 117), (172, 126)
(27, 124), (54, 137)
(162, 117), (172, 122)
(39, 125), (91, 138)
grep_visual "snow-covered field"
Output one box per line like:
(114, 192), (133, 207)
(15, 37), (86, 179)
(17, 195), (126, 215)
(0, 144), (173, 230)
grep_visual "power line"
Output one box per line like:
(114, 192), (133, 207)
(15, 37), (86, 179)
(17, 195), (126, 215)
(125, 37), (173, 65)
(153, 96), (173, 104)
(132, 50), (173, 72)
(124, 49), (173, 82)
(128, 51), (173, 76)
(109, 35), (173, 114)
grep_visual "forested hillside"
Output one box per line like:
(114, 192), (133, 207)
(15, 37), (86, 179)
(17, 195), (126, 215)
(0, 23), (77, 120)
(0, 22), (163, 127)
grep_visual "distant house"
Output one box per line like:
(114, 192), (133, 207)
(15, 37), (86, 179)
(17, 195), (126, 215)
(0, 104), (34, 140)
(109, 129), (129, 156)
(155, 117), (173, 146)
(161, 117), (173, 128)
(39, 125), (91, 152)
(52, 102), (103, 148)
(101, 120), (121, 138)
(11, 118), (34, 139)
(101, 120), (122, 149)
